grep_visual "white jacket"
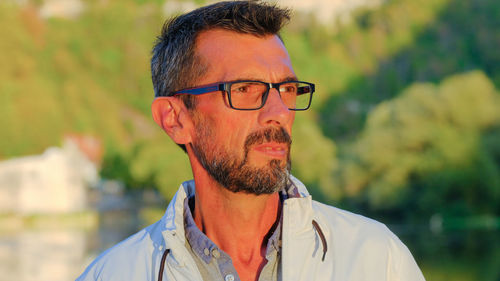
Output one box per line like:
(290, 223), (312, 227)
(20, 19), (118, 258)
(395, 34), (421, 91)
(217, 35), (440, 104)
(77, 177), (425, 281)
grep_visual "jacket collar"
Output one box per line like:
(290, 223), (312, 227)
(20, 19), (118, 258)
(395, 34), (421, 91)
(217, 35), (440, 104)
(162, 179), (195, 245)
(159, 175), (312, 263)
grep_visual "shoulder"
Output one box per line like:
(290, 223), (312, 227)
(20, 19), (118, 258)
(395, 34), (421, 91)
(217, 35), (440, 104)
(310, 200), (425, 280)
(76, 220), (167, 281)
(310, 200), (403, 251)
(311, 200), (392, 238)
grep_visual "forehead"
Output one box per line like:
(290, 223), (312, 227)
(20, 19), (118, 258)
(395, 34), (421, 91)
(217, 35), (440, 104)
(194, 29), (295, 82)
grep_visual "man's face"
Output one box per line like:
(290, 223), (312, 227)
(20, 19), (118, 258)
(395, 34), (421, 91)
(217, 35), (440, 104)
(188, 29), (296, 194)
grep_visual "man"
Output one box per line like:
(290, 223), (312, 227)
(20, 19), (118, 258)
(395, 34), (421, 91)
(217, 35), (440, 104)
(77, 1), (425, 281)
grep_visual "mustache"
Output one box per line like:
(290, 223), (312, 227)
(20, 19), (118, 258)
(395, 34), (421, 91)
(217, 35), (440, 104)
(244, 127), (292, 149)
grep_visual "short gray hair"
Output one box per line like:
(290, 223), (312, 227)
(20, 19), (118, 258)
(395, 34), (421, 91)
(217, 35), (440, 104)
(151, 1), (291, 107)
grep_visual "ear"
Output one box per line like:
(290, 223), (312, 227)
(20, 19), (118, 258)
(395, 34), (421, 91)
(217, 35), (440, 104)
(151, 97), (193, 145)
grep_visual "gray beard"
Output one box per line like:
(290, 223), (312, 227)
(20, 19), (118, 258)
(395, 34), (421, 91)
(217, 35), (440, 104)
(192, 126), (292, 195)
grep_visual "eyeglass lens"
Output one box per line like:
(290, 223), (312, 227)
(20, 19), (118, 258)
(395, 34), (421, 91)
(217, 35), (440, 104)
(229, 82), (312, 110)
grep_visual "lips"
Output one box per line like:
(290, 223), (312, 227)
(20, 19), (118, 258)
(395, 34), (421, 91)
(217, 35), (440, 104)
(243, 127), (291, 159)
(252, 142), (288, 157)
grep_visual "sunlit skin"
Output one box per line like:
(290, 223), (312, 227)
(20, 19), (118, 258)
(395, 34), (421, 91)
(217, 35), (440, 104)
(152, 29), (297, 281)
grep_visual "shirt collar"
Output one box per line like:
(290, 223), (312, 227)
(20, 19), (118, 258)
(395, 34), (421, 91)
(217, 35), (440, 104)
(184, 196), (219, 264)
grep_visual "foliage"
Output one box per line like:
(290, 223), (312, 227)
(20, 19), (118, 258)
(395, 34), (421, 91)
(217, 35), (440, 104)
(337, 71), (500, 219)
(283, 0), (500, 225)
(287, 0), (500, 140)
(1, 0), (499, 218)
(0, 1), (187, 199)
(291, 112), (339, 201)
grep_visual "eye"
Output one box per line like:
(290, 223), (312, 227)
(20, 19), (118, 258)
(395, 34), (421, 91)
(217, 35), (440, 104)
(231, 82), (264, 95)
(280, 83), (298, 94)
(233, 84), (251, 93)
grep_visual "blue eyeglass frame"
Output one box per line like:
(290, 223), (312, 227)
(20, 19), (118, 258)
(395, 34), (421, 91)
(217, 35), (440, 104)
(170, 80), (315, 111)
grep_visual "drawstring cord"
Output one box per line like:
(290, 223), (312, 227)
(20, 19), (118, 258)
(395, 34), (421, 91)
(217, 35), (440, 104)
(312, 220), (327, 261)
(158, 249), (170, 281)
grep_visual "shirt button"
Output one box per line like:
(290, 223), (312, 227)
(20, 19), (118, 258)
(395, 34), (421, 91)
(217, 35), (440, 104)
(212, 249), (220, 259)
(225, 274), (235, 281)
(203, 248), (210, 256)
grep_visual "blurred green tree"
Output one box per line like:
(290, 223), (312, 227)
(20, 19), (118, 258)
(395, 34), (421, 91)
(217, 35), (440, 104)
(336, 71), (500, 220)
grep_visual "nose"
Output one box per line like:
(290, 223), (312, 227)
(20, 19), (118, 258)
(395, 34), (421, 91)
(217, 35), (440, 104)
(258, 88), (293, 126)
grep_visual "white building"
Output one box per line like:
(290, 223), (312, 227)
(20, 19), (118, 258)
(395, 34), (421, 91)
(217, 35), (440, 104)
(0, 139), (98, 214)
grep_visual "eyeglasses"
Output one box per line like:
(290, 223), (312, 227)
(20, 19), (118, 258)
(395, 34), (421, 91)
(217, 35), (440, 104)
(170, 80), (315, 111)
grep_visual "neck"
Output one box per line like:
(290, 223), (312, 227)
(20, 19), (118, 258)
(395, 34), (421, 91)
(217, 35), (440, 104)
(189, 157), (281, 281)
(193, 179), (281, 247)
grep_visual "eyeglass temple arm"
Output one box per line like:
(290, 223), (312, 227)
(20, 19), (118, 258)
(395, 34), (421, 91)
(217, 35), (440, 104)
(172, 84), (225, 96)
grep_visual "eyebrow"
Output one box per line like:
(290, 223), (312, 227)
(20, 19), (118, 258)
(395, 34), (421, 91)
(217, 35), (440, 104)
(282, 76), (299, 82)
(231, 76), (299, 83)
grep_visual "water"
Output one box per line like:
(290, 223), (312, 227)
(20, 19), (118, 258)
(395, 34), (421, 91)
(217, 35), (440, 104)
(0, 228), (86, 281)
(0, 186), (148, 281)
(0, 210), (138, 281)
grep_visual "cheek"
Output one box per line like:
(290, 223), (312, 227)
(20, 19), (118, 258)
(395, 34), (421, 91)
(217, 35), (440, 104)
(195, 98), (259, 149)
(221, 121), (248, 147)
(196, 115), (240, 151)
(192, 112), (217, 145)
